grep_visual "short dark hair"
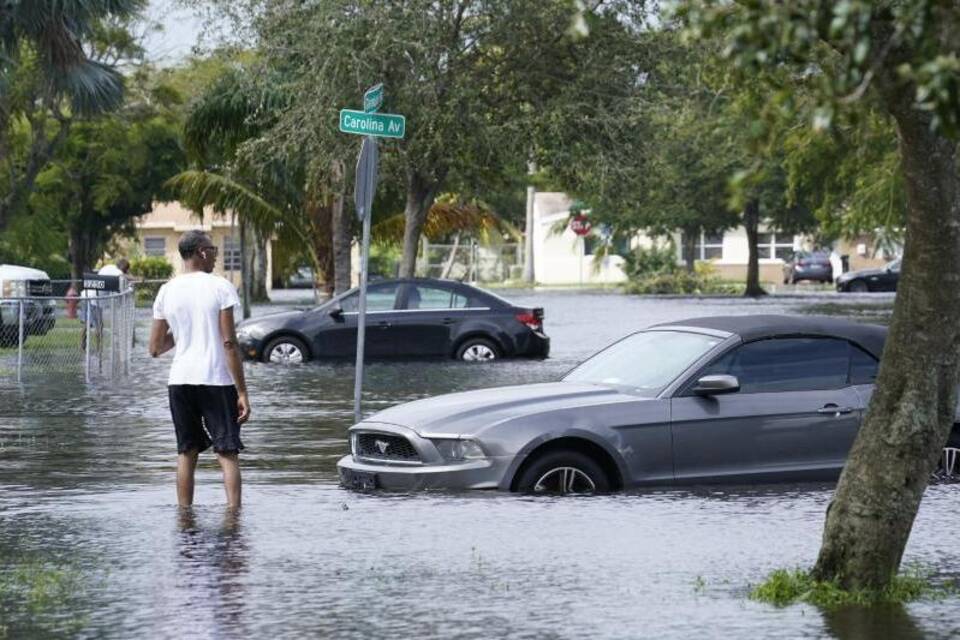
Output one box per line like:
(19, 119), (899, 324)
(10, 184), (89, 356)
(116, 258), (130, 273)
(178, 230), (211, 259)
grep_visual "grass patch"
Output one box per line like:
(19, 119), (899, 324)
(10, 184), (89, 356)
(800, 302), (894, 322)
(0, 557), (89, 638)
(750, 568), (951, 608)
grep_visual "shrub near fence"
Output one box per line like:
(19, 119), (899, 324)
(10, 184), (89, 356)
(130, 257), (173, 306)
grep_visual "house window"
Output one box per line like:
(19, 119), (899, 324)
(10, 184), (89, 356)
(758, 233), (796, 260)
(223, 236), (242, 271)
(144, 237), (166, 257)
(682, 231), (725, 262)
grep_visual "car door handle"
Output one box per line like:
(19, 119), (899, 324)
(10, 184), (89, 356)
(441, 318), (457, 325)
(817, 404), (854, 415)
(376, 321), (392, 328)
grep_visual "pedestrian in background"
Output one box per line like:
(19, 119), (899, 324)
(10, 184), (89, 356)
(149, 230), (251, 508)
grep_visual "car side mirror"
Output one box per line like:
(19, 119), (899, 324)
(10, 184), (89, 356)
(329, 305), (344, 321)
(692, 374), (740, 396)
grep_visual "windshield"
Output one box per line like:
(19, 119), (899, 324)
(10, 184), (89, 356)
(887, 259), (901, 272)
(563, 330), (723, 395)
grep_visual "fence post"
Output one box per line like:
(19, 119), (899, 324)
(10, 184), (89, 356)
(17, 300), (24, 384)
(109, 295), (116, 378)
(84, 299), (91, 383)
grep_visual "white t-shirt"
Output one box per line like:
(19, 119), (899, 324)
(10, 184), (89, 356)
(152, 272), (241, 386)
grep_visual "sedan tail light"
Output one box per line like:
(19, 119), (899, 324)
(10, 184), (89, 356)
(515, 308), (543, 331)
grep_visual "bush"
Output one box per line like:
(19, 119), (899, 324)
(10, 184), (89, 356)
(750, 568), (946, 608)
(624, 259), (745, 295)
(129, 257), (173, 306)
(129, 256), (173, 280)
(622, 243), (680, 278)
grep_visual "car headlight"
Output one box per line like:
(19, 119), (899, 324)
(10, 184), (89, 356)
(432, 438), (486, 461)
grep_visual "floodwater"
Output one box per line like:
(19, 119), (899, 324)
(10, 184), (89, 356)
(2, 290), (958, 639)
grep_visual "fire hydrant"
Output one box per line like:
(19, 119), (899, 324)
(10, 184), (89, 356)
(66, 285), (78, 319)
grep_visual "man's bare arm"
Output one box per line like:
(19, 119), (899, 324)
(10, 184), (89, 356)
(219, 306), (250, 424)
(149, 319), (174, 358)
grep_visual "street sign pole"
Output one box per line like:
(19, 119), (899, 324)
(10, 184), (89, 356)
(343, 83), (401, 424)
(353, 183), (372, 424)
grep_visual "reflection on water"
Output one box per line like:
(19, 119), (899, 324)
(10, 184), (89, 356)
(823, 605), (926, 640)
(0, 292), (956, 639)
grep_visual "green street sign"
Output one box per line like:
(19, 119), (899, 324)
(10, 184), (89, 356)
(363, 83), (383, 113)
(339, 109), (405, 139)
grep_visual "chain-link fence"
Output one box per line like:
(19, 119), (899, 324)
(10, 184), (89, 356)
(419, 241), (524, 282)
(0, 286), (135, 384)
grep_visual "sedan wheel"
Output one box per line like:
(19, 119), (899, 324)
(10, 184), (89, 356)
(516, 450), (611, 494)
(456, 338), (499, 362)
(848, 280), (869, 293)
(263, 336), (308, 364)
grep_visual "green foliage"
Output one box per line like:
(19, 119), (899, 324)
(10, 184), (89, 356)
(750, 568), (948, 608)
(368, 243), (402, 279)
(0, 557), (87, 636)
(129, 256), (173, 280)
(624, 261), (744, 295)
(621, 243), (681, 278)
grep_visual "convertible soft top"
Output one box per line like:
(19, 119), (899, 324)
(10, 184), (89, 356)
(654, 315), (888, 359)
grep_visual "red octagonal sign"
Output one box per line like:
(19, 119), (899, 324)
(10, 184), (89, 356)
(569, 213), (591, 236)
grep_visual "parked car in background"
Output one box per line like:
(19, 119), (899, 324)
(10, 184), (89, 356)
(338, 315), (960, 493)
(0, 264), (56, 347)
(783, 251), (833, 284)
(836, 258), (900, 292)
(237, 277), (549, 364)
(286, 266), (315, 289)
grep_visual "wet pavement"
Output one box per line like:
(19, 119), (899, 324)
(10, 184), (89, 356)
(2, 290), (957, 639)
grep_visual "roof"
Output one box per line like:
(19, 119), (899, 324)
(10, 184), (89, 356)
(654, 314), (888, 358)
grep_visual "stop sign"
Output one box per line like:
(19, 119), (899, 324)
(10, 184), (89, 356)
(569, 213), (591, 236)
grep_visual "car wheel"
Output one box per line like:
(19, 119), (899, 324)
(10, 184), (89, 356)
(516, 450), (610, 494)
(263, 336), (309, 364)
(848, 279), (869, 293)
(456, 337), (499, 362)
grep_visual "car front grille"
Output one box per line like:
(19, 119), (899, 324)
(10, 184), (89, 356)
(355, 433), (420, 462)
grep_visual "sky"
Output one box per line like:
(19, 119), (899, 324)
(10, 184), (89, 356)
(141, 0), (206, 65)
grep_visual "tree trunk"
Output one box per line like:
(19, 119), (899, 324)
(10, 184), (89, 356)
(682, 228), (698, 273)
(812, 78), (960, 590)
(399, 171), (439, 278)
(440, 231), (462, 279)
(253, 230), (269, 303)
(306, 193), (335, 297)
(69, 227), (91, 285)
(239, 219), (251, 319)
(743, 200), (766, 297)
(331, 160), (352, 294)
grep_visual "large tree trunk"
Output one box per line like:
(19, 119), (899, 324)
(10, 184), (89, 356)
(330, 160), (352, 294)
(399, 171), (440, 278)
(307, 194), (335, 297)
(68, 227), (91, 285)
(812, 78), (960, 590)
(743, 200), (766, 297)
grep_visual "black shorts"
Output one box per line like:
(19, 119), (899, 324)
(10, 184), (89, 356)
(168, 385), (244, 454)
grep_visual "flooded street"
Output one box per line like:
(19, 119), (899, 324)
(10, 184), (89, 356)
(2, 291), (958, 639)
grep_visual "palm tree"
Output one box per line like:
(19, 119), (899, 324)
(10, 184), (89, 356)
(0, 0), (144, 231)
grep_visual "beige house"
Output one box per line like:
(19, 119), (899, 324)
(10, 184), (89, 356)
(125, 201), (273, 292)
(531, 192), (895, 286)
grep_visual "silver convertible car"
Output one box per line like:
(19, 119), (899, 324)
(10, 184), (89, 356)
(337, 315), (960, 493)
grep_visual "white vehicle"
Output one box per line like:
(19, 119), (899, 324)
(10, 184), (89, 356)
(0, 264), (56, 347)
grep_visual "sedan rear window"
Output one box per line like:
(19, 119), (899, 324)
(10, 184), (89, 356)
(564, 330), (722, 395)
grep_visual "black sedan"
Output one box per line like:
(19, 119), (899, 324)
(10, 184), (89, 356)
(836, 258), (900, 292)
(783, 251), (833, 284)
(237, 278), (549, 363)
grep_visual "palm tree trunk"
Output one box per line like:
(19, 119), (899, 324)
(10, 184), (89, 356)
(239, 218), (251, 319)
(253, 230), (269, 302)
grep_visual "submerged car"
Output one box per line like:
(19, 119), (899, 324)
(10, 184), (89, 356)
(0, 264), (56, 347)
(836, 258), (900, 292)
(338, 314), (960, 493)
(237, 277), (549, 363)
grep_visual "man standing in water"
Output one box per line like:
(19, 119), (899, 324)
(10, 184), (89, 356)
(149, 230), (251, 508)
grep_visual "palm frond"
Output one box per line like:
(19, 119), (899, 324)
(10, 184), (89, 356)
(372, 201), (521, 244)
(165, 170), (285, 236)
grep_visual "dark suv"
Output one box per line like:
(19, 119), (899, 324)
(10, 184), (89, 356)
(783, 251), (833, 284)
